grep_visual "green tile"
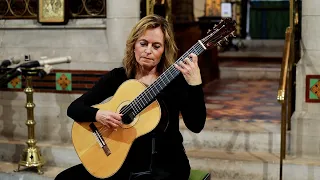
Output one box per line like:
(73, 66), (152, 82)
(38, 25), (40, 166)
(309, 90), (318, 100)
(56, 72), (72, 91)
(7, 75), (22, 89)
(309, 79), (320, 99)
(309, 79), (318, 88)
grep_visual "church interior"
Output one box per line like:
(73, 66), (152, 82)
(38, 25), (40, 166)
(2, 0), (320, 180)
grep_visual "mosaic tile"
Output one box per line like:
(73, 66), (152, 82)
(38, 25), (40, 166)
(225, 83), (249, 88)
(306, 75), (320, 103)
(205, 104), (225, 109)
(206, 96), (235, 101)
(204, 80), (281, 123)
(7, 75), (22, 89)
(215, 89), (243, 94)
(56, 73), (72, 91)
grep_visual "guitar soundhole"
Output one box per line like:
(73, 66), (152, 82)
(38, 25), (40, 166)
(120, 105), (134, 125)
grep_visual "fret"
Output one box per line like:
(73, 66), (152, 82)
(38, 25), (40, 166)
(166, 67), (175, 79)
(141, 96), (147, 105)
(155, 79), (162, 90)
(145, 91), (151, 101)
(192, 46), (198, 55)
(130, 101), (138, 115)
(150, 87), (156, 96)
(163, 72), (171, 83)
(136, 100), (143, 110)
(159, 77), (167, 87)
(130, 41), (206, 115)
(153, 86), (160, 94)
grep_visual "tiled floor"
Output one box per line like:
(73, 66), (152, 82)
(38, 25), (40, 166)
(203, 79), (281, 123)
(219, 60), (281, 69)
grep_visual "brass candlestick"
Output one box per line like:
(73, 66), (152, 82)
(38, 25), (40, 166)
(15, 71), (45, 174)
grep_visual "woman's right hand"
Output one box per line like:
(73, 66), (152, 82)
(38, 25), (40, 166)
(95, 110), (122, 129)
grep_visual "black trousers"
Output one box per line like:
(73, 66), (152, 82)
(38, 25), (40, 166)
(54, 163), (190, 180)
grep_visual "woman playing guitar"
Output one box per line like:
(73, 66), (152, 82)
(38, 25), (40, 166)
(55, 14), (207, 180)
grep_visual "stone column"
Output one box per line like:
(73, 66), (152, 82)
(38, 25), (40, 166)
(290, 0), (320, 159)
(106, 0), (140, 67)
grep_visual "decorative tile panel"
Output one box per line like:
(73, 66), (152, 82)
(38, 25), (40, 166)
(0, 70), (107, 94)
(306, 75), (320, 103)
(7, 75), (22, 89)
(56, 73), (72, 91)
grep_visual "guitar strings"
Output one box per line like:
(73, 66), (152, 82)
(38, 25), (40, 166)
(96, 33), (229, 137)
(95, 27), (233, 141)
(96, 41), (208, 138)
(98, 125), (115, 136)
(119, 43), (204, 116)
(97, 33), (227, 134)
(119, 33), (226, 116)
(97, 40), (202, 136)
(119, 33), (226, 115)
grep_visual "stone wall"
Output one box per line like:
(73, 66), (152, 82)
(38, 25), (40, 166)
(0, 19), (122, 71)
(290, 0), (320, 159)
(0, 91), (79, 144)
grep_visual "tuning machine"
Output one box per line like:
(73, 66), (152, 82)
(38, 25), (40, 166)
(217, 39), (226, 46)
(230, 31), (236, 37)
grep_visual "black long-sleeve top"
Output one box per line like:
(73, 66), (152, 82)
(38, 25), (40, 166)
(67, 67), (206, 175)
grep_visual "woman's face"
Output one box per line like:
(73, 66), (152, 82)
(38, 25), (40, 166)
(134, 27), (165, 72)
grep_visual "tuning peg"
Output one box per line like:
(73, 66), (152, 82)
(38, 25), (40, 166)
(231, 32), (236, 37)
(217, 40), (224, 46)
(224, 37), (229, 41)
(207, 29), (212, 34)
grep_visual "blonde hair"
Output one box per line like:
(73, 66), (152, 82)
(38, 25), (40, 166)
(122, 14), (178, 78)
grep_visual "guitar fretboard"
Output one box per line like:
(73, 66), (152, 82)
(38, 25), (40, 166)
(127, 40), (206, 116)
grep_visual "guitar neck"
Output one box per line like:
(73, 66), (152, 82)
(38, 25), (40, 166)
(129, 40), (206, 116)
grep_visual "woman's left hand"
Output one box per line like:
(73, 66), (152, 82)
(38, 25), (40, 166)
(174, 53), (202, 86)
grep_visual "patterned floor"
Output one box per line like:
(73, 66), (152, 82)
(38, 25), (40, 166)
(203, 80), (281, 123)
(219, 60), (281, 69)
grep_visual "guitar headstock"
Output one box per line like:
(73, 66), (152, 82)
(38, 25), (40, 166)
(201, 18), (237, 49)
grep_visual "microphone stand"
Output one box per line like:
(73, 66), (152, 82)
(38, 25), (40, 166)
(1, 56), (67, 175)
(14, 67), (46, 175)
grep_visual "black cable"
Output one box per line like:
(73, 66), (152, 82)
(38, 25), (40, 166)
(0, 68), (22, 87)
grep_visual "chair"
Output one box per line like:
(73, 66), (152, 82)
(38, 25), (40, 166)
(189, 169), (211, 180)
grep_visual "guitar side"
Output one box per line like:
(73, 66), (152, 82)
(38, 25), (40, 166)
(71, 79), (161, 178)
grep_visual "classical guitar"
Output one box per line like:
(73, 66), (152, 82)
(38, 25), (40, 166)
(71, 18), (236, 178)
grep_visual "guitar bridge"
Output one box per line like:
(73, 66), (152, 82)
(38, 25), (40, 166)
(89, 123), (111, 156)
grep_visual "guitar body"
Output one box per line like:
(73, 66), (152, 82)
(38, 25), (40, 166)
(71, 79), (161, 178)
